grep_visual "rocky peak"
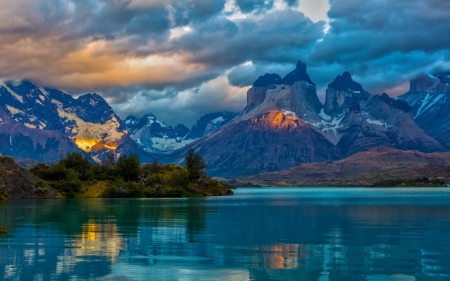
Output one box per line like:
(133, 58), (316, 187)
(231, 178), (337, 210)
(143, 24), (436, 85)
(379, 93), (411, 113)
(69, 93), (118, 124)
(328, 71), (364, 92)
(188, 111), (238, 139)
(253, 73), (282, 87)
(246, 61), (322, 119)
(409, 73), (448, 93)
(280, 60), (314, 85)
(324, 72), (370, 116)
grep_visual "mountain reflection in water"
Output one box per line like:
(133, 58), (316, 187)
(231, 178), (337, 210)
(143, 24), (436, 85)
(1, 188), (450, 280)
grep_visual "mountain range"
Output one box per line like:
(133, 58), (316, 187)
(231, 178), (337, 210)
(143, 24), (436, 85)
(165, 62), (447, 178)
(0, 80), (235, 162)
(123, 112), (237, 153)
(1, 61), (450, 179)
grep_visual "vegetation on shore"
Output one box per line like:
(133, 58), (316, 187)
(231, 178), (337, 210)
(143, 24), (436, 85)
(30, 148), (234, 198)
(373, 177), (448, 187)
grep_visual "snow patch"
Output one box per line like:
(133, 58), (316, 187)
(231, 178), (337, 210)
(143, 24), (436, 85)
(146, 116), (156, 125)
(39, 87), (49, 97)
(319, 109), (331, 120)
(6, 105), (23, 115)
(154, 119), (167, 128)
(211, 116), (225, 123)
(415, 93), (445, 118)
(366, 118), (387, 128)
(51, 99), (63, 108)
(11, 80), (21, 86)
(149, 136), (194, 151)
(282, 110), (296, 116)
(4, 85), (24, 103)
(308, 112), (346, 134)
(24, 123), (36, 129)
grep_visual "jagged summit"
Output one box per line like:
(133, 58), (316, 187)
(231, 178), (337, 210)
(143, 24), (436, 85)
(280, 60), (315, 85)
(379, 93), (411, 113)
(253, 73), (281, 87)
(123, 112), (236, 153)
(324, 72), (370, 116)
(164, 61), (446, 178)
(251, 61), (314, 88)
(246, 61), (321, 117)
(328, 71), (364, 92)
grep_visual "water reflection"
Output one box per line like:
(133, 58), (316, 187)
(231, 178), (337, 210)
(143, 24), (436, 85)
(2, 188), (450, 280)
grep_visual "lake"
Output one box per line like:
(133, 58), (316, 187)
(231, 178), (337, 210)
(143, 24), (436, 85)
(2, 187), (450, 280)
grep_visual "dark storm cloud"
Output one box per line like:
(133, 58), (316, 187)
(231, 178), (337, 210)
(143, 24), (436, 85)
(313, 0), (450, 63)
(1, 0), (449, 126)
(175, 9), (323, 68)
(298, 0), (450, 99)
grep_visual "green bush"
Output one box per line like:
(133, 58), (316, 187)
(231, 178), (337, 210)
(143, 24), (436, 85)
(30, 151), (234, 198)
(115, 154), (141, 182)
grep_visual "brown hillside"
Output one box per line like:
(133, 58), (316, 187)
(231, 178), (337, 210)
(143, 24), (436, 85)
(0, 157), (58, 199)
(230, 147), (450, 187)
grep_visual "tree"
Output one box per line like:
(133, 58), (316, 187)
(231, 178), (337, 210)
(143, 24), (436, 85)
(115, 154), (141, 182)
(101, 153), (116, 171)
(185, 148), (206, 181)
(146, 158), (161, 174)
(60, 152), (91, 180)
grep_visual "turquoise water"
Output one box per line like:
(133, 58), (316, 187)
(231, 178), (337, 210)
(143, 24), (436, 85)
(2, 188), (450, 280)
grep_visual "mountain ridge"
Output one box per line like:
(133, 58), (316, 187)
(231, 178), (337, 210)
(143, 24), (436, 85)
(164, 61), (446, 178)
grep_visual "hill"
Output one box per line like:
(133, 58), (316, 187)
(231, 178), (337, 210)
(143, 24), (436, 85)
(228, 147), (450, 187)
(0, 156), (58, 199)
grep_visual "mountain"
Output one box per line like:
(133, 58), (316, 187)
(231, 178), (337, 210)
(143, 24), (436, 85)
(123, 114), (191, 153)
(228, 147), (450, 187)
(187, 112), (238, 139)
(0, 106), (82, 162)
(165, 61), (445, 178)
(398, 72), (450, 146)
(123, 112), (237, 153)
(319, 72), (445, 157)
(0, 80), (153, 162)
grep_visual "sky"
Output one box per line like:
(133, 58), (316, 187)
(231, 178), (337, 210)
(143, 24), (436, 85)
(1, 0), (450, 126)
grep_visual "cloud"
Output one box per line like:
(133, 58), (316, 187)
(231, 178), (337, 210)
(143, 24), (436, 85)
(112, 75), (247, 126)
(308, 0), (450, 98)
(234, 0), (274, 13)
(0, 0), (449, 126)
